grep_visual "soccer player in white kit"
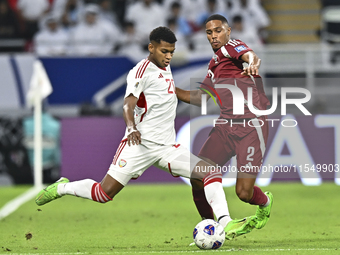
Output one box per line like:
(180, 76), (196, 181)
(35, 26), (256, 240)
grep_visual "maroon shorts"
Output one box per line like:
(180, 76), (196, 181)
(198, 116), (269, 174)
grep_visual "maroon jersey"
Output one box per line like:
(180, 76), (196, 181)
(200, 39), (269, 119)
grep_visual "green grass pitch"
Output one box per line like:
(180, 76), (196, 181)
(0, 182), (339, 254)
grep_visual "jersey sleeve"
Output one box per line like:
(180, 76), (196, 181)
(124, 68), (146, 99)
(224, 40), (252, 60)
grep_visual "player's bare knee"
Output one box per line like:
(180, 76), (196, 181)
(100, 174), (124, 200)
(191, 166), (205, 180)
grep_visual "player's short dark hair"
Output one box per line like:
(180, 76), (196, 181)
(149, 26), (177, 44)
(205, 14), (229, 26)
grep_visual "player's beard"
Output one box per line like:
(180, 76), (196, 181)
(212, 46), (221, 53)
(211, 41), (221, 52)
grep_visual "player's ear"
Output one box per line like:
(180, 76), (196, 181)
(148, 42), (154, 54)
(226, 26), (231, 35)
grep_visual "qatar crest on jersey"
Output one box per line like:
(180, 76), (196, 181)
(213, 54), (220, 64)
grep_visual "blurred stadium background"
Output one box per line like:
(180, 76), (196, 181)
(1, 0), (340, 254)
(0, 0), (339, 195)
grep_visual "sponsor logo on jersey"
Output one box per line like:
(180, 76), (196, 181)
(234, 45), (247, 53)
(158, 73), (164, 78)
(119, 159), (127, 168)
(135, 82), (139, 88)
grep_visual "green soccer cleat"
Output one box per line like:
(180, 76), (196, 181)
(255, 191), (273, 229)
(35, 177), (69, 206)
(224, 216), (257, 240)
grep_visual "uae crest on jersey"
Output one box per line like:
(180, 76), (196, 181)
(213, 54), (219, 64)
(119, 159), (127, 168)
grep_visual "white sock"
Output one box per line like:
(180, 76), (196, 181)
(58, 179), (96, 200)
(261, 194), (270, 208)
(204, 181), (231, 228)
(219, 215), (232, 227)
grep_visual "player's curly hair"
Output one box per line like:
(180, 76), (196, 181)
(205, 14), (229, 26)
(149, 26), (177, 44)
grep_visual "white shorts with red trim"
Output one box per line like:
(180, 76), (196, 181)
(107, 139), (201, 186)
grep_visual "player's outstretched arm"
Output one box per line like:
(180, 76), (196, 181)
(123, 94), (141, 146)
(176, 87), (206, 106)
(241, 51), (261, 76)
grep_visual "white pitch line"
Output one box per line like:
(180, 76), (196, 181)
(0, 186), (41, 220)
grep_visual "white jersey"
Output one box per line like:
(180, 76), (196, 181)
(124, 59), (177, 145)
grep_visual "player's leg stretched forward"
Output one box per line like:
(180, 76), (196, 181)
(190, 160), (257, 240)
(35, 174), (124, 206)
(35, 147), (257, 240)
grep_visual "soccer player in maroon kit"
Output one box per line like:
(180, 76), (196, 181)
(177, 14), (273, 230)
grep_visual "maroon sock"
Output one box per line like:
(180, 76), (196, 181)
(192, 188), (214, 219)
(249, 186), (268, 206)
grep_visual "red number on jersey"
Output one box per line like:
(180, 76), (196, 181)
(166, 79), (176, 94)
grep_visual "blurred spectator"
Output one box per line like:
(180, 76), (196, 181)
(52, 0), (84, 29)
(97, 0), (121, 37)
(167, 17), (189, 52)
(229, 0), (270, 42)
(116, 21), (145, 61)
(125, 0), (166, 49)
(112, 0), (127, 27)
(230, 15), (263, 49)
(196, 0), (228, 27)
(164, 0), (227, 26)
(68, 4), (119, 55)
(33, 14), (69, 56)
(164, 0), (204, 28)
(98, 0), (119, 27)
(0, 0), (20, 39)
(16, 0), (50, 40)
(167, 2), (192, 37)
(190, 22), (212, 53)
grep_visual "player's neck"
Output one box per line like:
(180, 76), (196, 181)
(147, 56), (163, 69)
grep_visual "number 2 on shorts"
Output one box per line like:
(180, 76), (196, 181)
(246, 146), (255, 161)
